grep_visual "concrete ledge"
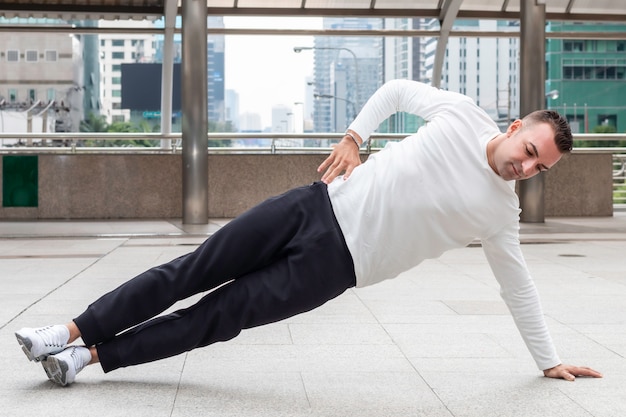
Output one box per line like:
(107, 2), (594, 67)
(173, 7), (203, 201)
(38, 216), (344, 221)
(544, 153), (613, 217)
(0, 152), (613, 219)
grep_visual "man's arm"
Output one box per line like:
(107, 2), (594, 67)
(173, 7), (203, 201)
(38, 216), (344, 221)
(481, 223), (602, 380)
(318, 79), (462, 184)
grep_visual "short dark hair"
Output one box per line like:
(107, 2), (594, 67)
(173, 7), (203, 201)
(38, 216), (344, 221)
(521, 110), (573, 153)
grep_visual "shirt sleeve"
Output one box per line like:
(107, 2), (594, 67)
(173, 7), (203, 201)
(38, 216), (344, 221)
(481, 221), (561, 370)
(348, 79), (472, 140)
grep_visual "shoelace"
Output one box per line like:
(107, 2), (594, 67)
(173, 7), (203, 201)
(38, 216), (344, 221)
(69, 347), (84, 370)
(36, 326), (64, 348)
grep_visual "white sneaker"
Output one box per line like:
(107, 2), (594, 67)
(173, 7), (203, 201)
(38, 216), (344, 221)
(42, 346), (91, 387)
(15, 325), (69, 362)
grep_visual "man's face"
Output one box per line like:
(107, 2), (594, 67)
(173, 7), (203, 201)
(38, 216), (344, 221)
(492, 120), (563, 181)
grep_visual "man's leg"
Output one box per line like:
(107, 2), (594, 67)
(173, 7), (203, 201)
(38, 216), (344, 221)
(96, 224), (356, 372)
(74, 182), (346, 347)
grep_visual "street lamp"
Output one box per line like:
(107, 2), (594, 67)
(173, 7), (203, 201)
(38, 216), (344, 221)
(546, 90), (559, 100)
(315, 93), (356, 132)
(545, 90), (559, 110)
(293, 46), (360, 110)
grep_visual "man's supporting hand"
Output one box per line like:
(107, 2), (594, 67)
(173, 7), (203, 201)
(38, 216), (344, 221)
(543, 364), (603, 381)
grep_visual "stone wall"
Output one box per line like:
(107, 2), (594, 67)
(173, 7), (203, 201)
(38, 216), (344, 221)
(0, 152), (614, 219)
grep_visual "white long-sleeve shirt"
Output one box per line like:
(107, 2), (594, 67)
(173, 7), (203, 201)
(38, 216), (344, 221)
(327, 79), (560, 370)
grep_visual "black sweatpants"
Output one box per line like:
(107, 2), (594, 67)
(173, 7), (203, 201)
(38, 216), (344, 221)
(74, 182), (357, 373)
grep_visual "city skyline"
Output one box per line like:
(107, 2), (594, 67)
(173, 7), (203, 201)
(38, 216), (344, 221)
(224, 16), (320, 129)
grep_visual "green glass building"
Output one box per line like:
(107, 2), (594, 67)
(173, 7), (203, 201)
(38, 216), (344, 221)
(546, 22), (626, 133)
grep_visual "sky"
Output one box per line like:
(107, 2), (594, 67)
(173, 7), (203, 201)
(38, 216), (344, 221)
(223, 17), (322, 128)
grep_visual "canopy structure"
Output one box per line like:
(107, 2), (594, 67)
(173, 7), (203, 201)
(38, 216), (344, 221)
(0, 0), (624, 21)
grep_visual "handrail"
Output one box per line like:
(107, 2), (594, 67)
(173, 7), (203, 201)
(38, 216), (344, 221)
(0, 133), (625, 155)
(1, 131), (624, 142)
(2, 132), (625, 205)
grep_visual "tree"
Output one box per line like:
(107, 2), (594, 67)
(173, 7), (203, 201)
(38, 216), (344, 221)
(208, 120), (236, 147)
(80, 113), (108, 133)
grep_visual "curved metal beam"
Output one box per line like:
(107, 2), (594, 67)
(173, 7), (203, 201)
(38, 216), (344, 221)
(431, 0), (463, 88)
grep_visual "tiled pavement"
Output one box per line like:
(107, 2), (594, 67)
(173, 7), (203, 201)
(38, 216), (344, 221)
(1, 214), (625, 416)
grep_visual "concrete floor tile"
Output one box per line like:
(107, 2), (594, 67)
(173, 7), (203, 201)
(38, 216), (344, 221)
(184, 344), (413, 374)
(301, 371), (452, 416)
(288, 323), (392, 345)
(233, 323), (294, 345)
(174, 370), (309, 416)
(357, 299), (456, 323)
(385, 329), (512, 359)
(442, 300), (510, 315)
(423, 373), (593, 417)
(2, 218), (625, 417)
(282, 291), (378, 324)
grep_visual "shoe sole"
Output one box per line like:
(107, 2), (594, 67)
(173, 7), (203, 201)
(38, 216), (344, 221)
(15, 333), (42, 362)
(42, 357), (70, 386)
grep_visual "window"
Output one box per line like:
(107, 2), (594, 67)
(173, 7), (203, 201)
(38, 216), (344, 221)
(606, 66), (617, 79)
(112, 40), (125, 47)
(563, 40), (583, 52)
(25, 50), (38, 62)
(28, 89), (36, 102)
(8, 88), (17, 102)
(585, 40), (597, 52)
(112, 115), (125, 123)
(112, 77), (121, 84)
(595, 66), (606, 79)
(7, 49), (18, 62)
(112, 52), (124, 59)
(45, 50), (57, 62)
(112, 89), (121, 97)
(112, 64), (121, 71)
(47, 88), (55, 101)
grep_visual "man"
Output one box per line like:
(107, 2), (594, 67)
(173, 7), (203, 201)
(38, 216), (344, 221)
(16, 80), (601, 386)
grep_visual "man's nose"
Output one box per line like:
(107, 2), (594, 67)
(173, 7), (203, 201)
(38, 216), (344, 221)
(521, 159), (537, 177)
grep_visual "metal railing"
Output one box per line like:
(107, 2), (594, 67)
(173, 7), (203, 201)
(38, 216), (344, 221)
(613, 153), (626, 206)
(1, 132), (626, 206)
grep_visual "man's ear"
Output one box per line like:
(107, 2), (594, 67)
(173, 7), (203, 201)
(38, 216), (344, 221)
(506, 119), (522, 137)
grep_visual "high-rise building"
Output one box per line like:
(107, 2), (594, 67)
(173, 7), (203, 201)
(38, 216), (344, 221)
(207, 17), (225, 127)
(383, 18), (426, 83)
(225, 89), (240, 131)
(546, 22), (626, 133)
(0, 17), (87, 135)
(99, 19), (156, 124)
(425, 19), (520, 126)
(312, 17), (384, 133)
(380, 18), (428, 134)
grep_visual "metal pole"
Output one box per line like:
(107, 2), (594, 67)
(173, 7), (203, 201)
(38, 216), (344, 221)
(160, 0), (177, 150)
(518, 0), (546, 223)
(294, 46), (359, 110)
(181, 0), (208, 224)
(339, 48), (360, 111)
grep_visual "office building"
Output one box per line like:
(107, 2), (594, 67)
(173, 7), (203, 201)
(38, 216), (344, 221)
(0, 18), (87, 136)
(99, 19), (156, 124)
(425, 19), (520, 126)
(546, 22), (626, 133)
(312, 17), (384, 133)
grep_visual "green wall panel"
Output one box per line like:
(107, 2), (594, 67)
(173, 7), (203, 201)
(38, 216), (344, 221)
(2, 155), (38, 207)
